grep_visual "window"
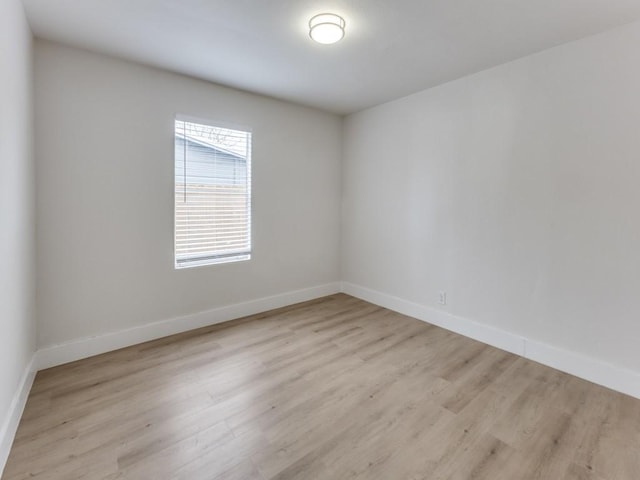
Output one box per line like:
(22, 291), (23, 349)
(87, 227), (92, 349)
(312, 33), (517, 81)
(175, 117), (252, 268)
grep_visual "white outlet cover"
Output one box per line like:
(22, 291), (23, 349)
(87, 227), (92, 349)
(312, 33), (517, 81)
(438, 291), (447, 305)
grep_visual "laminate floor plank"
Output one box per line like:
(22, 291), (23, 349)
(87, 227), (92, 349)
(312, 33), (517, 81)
(4, 294), (640, 479)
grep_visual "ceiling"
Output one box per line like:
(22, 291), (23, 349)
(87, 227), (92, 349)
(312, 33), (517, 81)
(22, 0), (640, 115)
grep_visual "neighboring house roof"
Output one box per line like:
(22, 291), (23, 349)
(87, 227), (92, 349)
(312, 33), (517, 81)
(176, 132), (247, 160)
(175, 134), (248, 186)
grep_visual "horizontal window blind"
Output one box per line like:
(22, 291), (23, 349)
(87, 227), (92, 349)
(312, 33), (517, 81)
(175, 119), (252, 268)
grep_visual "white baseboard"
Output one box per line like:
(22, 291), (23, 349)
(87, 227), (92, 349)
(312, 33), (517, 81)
(341, 282), (640, 400)
(35, 282), (341, 370)
(0, 356), (36, 478)
(524, 341), (640, 400)
(340, 282), (526, 356)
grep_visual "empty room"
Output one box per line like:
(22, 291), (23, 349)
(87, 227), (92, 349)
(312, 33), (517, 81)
(2, 0), (640, 478)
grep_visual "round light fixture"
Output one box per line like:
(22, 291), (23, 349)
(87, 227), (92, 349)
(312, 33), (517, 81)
(309, 13), (345, 45)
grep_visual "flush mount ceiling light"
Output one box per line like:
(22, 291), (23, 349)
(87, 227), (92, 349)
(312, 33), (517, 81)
(309, 13), (346, 44)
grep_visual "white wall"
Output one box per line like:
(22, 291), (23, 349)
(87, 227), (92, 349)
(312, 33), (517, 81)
(343, 21), (640, 376)
(0, 0), (36, 465)
(35, 41), (342, 349)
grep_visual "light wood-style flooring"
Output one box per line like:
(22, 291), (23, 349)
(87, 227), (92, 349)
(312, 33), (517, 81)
(3, 294), (640, 479)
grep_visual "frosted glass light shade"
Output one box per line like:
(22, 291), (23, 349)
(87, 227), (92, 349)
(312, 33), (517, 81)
(309, 13), (345, 44)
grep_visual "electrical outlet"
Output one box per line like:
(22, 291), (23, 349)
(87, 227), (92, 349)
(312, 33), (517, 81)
(438, 291), (447, 305)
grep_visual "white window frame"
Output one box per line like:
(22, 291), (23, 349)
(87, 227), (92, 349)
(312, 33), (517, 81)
(174, 115), (252, 269)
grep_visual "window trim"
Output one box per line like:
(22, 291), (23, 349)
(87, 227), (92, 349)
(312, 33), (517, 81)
(174, 115), (253, 269)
